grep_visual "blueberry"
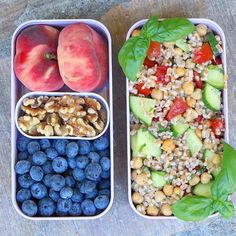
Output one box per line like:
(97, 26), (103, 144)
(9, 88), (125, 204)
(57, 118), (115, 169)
(27, 141), (40, 155)
(49, 189), (60, 202)
(77, 140), (91, 155)
(65, 176), (75, 188)
(85, 189), (98, 199)
(30, 166), (44, 182)
(88, 152), (100, 163)
(17, 136), (30, 152)
(66, 142), (79, 158)
(98, 179), (110, 190)
(68, 158), (77, 169)
(42, 161), (53, 174)
(71, 189), (84, 203)
(38, 198), (56, 216)
(93, 137), (109, 151)
(15, 160), (31, 174)
(32, 151), (47, 165)
(50, 174), (65, 191)
(18, 151), (28, 160)
(81, 199), (96, 216)
(18, 174), (34, 188)
(101, 170), (110, 179)
(76, 156), (89, 169)
(39, 139), (51, 150)
(94, 195), (109, 210)
(43, 174), (53, 187)
(57, 198), (72, 213)
(98, 149), (110, 157)
(85, 163), (102, 181)
(52, 157), (68, 173)
(69, 202), (81, 216)
(16, 189), (31, 202)
(72, 168), (85, 181)
(45, 148), (58, 160)
(31, 183), (47, 199)
(98, 189), (110, 197)
(22, 200), (38, 217)
(100, 157), (110, 171)
(53, 140), (68, 155)
(60, 187), (73, 199)
(80, 180), (96, 194)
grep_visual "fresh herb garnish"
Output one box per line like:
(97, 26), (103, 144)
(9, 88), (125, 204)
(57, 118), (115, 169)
(172, 143), (236, 221)
(118, 16), (195, 81)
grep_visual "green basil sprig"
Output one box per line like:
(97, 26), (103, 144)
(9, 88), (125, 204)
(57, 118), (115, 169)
(118, 16), (195, 81)
(172, 143), (236, 221)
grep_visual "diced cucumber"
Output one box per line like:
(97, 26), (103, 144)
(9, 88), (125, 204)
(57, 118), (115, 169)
(202, 83), (221, 111)
(203, 149), (216, 162)
(131, 133), (138, 152)
(193, 182), (212, 198)
(171, 123), (189, 137)
(212, 168), (221, 178)
(205, 65), (224, 89)
(207, 31), (220, 56)
(151, 171), (166, 188)
(175, 39), (190, 52)
(185, 129), (202, 156)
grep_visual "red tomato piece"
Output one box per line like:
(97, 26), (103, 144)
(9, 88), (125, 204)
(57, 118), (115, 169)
(212, 56), (222, 65)
(143, 57), (157, 68)
(194, 43), (214, 64)
(136, 83), (152, 96)
(211, 118), (224, 136)
(147, 41), (161, 59)
(193, 71), (204, 89)
(154, 66), (170, 85)
(166, 98), (189, 121)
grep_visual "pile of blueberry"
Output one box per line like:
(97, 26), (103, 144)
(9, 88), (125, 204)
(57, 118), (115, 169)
(15, 135), (111, 217)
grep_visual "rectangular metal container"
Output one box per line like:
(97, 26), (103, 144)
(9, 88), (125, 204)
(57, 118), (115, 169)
(126, 18), (228, 219)
(11, 19), (114, 220)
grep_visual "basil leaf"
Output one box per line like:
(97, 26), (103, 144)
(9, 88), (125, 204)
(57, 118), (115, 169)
(152, 18), (195, 42)
(171, 195), (214, 221)
(118, 36), (150, 81)
(213, 200), (234, 219)
(141, 16), (159, 38)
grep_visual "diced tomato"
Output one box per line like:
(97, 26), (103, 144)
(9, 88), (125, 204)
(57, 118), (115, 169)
(211, 118), (224, 136)
(154, 66), (170, 85)
(194, 43), (214, 64)
(166, 98), (189, 121)
(147, 41), (161, 59)
(143, 57), (157, 68)
(196, 115), (204, 123)
(212, 56), (222, 65)
(152, 117), (159, 122)
(136, 83), (152, 96)
(193, 71), (204, 89)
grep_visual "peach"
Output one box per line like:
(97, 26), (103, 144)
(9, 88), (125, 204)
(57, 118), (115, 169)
(14, 25), (64, 91)
(57, 23), (108, 92)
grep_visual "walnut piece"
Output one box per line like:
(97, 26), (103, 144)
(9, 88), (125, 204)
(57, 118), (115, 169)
(18, 116), (40, 132)
(85, 97), (101, 110)
(37, 122), (54, 136)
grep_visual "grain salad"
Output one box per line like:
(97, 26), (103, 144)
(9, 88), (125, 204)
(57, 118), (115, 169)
(127, 22), (226, 217)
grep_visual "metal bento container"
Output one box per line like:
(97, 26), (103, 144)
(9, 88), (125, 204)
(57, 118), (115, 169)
(11, 19), (114, 220)
(126, 18), (228, 219)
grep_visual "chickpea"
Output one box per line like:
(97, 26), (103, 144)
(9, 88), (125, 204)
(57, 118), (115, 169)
(195, 128), (202, 139)
(186, 97), (196, 108)
(189, 175), (200, 186)
(196, 24), (208, 36)
(201, 173), (212, 184)
(162, 139), (175, 152)
(135, 172), (148, 186)
(204, 141), (213, 149)
(212, 154), (221, 165)
(203, 119), (212, 128)
(184, 108), (198, 122)
(161, 204), (172, 216)
(191, 88), (202, 100)
(131, 157), (143, 169)
(151, 89), (163, 100)
(163, 42), (175, 48)
(183, 81), (195, 95)
(174, 48), (183, 56)
(185, 59), (195, 69)
(132, 192), (144, 204)
(154, 191), (166, 202)
(131, 29), (141, 37)
(175, 67), (186, 77)
(163, 185), (174, 196)
(173, 187), (181, 195)
(131, 170), (138, 180)
(147, 205), (159, 216)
